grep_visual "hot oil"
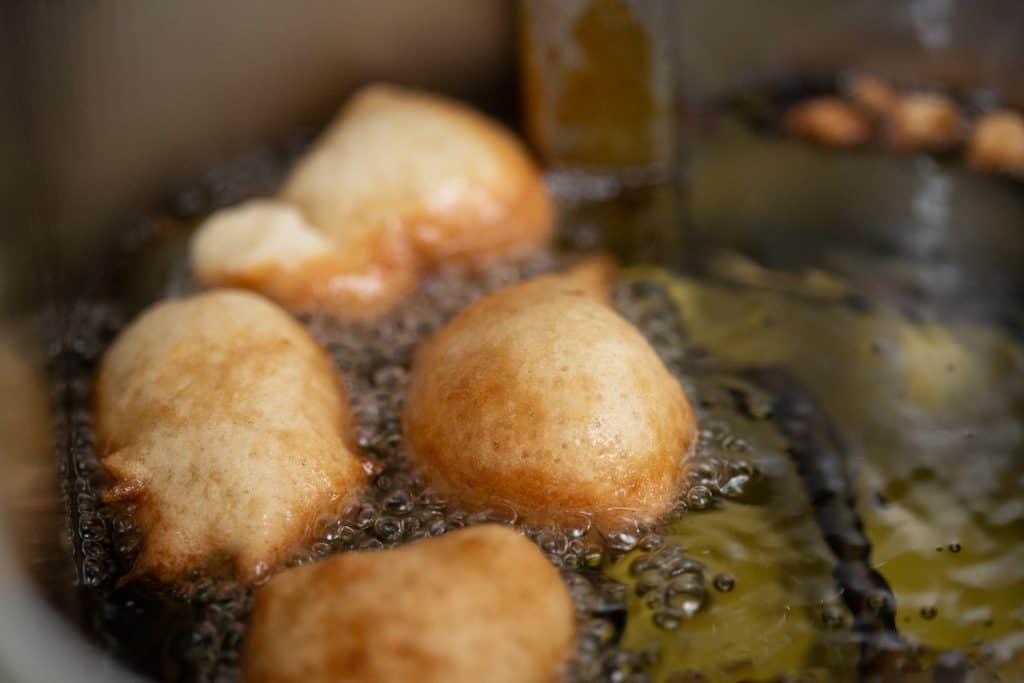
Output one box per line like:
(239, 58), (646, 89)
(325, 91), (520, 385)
(57, 248), (807, 682)
(53, 79), (1024, 683)
(644, 268), (1024, 682)
(587, 83), (1024, 680)
(302, 268), (818, 683)
(686, 80), (1024, 683)
(542, 74), (1024, 680)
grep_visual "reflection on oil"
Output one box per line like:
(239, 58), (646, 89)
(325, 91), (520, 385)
(613, 282), (859, 682)
(631, 266), (1024, 680)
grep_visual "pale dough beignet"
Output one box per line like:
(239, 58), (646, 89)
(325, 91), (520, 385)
(191, 200), (418, 319)
(242, 525), (575, 683)
(403, 261), (697, 531)
(191, 85), (553, 317)
(95, 290), (366, 583)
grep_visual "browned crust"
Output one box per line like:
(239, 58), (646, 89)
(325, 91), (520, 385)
(782, 96), (873, 148)
(266, 84), (555, 317)
(405, 345), (693, 531)
(402, 270), (696, 532)
(242, 525), (576, 683)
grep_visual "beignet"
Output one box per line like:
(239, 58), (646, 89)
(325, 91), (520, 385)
(242, 525), (575, 683)
(885, 92), (962, 151)
(782, 97), (873, 148)
(966, 110), (1024, 177)
(95, 290), (365, 582)
(403, 262), (696, 530)
(191, 85), (553, 317)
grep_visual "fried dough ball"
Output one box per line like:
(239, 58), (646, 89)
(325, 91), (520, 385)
(95, 290), (365, 582)
(191, 200), (417, 317)
(242, 525), (575, 683)
(280, 84), (553, 268)
(191, 85), (553, 317)
(885, 92), (963, 151)
(782, 96), (873, 148)
(845, 73), (898, 118)
(403, 261), (696, 530)
(966, 110), (1024, 177)
(842, 74), (963, 152)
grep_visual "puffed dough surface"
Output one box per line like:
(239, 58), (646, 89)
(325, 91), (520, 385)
(95, 290), (366, 582)
(404, 262), (696, 530)
(192, 85), (553, 317)
(242, 525), (575, 683)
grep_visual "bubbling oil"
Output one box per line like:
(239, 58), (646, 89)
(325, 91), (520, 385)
(54, 248), (779, 682)
(295, 258), (766, 682)
(57, 71), (995, 679)
(46, 71), (1024, 682)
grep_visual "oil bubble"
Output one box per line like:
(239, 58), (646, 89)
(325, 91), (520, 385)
(639, 534), (663, 551)
(372, 516), (404, 542)
(61, 255), (774, 683)
(712, 573), (736, 592)
(602, 530), (640, 553)
(382, 491), (413, 516)
(821, 604), (846, 629)
(630, 554), (656, 577)
(686, 485), (714, 510)
(634, 571), (663, 598)
(666, 587), (706, 617)
(866, 590), (891, 612)
(720, 474), (751, 499)
(535, 528), (569, 556)
(653, 609), (684, 630)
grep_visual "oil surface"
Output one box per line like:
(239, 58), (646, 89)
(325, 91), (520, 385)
(58, 252), (812, 682)
(51, 78), (1024, 683)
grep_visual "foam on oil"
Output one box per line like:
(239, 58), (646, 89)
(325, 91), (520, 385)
(56, 252), (789, 682)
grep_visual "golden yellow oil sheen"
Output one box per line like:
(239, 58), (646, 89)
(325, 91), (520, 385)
(56, 80), (1024, 682)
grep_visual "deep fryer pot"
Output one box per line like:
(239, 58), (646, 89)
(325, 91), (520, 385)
(2, 2), (1023, 681)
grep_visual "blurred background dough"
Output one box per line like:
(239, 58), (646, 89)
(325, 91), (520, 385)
(404, 262), (696, 530)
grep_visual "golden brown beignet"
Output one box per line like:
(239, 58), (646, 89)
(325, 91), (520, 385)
(845, 73), (899, 119)
(885, 92), (963, 152)
(191, 85), (553, 317)
(242, 525), (575, 683)
(782, 97), (873, 148)
(403, 261), (696, 530)
(95, 290), (365, 582)
(966, 110), (1024, 177)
